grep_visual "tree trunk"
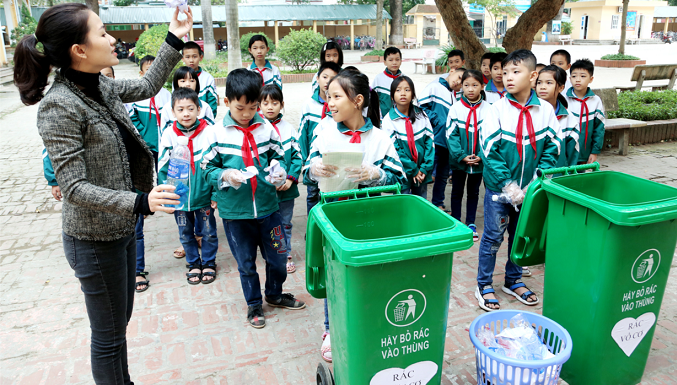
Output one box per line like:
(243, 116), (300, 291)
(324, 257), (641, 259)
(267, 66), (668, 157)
(389, 0), (404, 46)
(502, 0), (564, 53)
(85, 0), (99, 15)
(202, 0), (216, 61)
(545, 5), (565, 43)
(375, 0), (384, 50)
(619, 0), (629, 55)
(226, 0), (242, 71)
(435, 0), (485, 69)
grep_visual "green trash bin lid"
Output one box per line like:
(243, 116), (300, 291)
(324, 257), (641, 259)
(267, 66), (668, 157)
(511, 178), (549, 267)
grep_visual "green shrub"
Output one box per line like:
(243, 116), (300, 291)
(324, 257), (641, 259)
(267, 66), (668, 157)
(364, 49), (385, 57)
(240, 31), (276, 60)
(488, 47), (506, 53)
(277, 29), (327, 72)
(10, 4), (37, 47)
(281, 69), (317, 74)
(562, 21), (573, 35)
(608, 90), (677, 121)
(435, 44), (456, 68)
(136, 24), (170, 62)
(601, 53), (641, 60)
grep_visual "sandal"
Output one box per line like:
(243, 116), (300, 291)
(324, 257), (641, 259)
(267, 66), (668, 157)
(135, 271), (150, 293)
(186, 262), (202, 285)
(502, 279), (539, 306)
(321, 332), (332, 363)
(287, 256), (296, 273)
(201, 262), (217, 284)
(522, 266), (532, 277)
(173, 246), (186, 259)
(196, 236), (203, 249)
(475, 285), (500, 312)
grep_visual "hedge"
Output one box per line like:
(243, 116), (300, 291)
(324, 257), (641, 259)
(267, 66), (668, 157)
(608, 90), (677, 121)
(601, 53), (641, 60)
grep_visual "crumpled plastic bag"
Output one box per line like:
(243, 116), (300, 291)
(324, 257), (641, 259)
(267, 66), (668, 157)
(264, 159), (287, 187)
(477, 313), (556, 361)
(164, 0), (188, 12)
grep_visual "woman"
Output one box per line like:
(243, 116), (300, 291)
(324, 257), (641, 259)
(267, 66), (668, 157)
(13, 4), (193, 384)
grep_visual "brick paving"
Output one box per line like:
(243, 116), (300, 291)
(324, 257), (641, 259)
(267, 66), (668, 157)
(2, 58), (677, 385)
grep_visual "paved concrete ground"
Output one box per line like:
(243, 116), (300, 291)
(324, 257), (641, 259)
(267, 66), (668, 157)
(1, 44), (677, 384)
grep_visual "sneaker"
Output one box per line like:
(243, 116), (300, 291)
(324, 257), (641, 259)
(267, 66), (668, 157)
(265, 293), (307, 310)
(522, 266), (532, 277)
(247, 305), (266, 329)
(468, 224), (479, 242)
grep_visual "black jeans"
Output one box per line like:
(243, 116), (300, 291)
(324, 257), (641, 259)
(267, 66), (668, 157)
(450, 170), (483, 225)
(63, 232), (136, 385)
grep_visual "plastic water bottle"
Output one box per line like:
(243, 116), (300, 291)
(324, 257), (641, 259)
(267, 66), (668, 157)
(166, 136), (190, 210)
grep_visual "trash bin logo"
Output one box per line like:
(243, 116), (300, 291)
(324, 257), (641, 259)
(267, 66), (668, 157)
(631, 249), (661, 284)
(385, 289), (427, 327)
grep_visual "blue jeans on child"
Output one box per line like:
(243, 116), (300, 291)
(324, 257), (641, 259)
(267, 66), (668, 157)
(278, 199), (294, 257)
(223, 211), (288, 307)
(307, 184), (320, 214)
(450, 171), (483, 225)
(135, 215), (145, 274)
(174, 207), (218, 266)
(432, 145), (450, 207)
(477, 188), (523, 287)
(402, 183), (428, 199)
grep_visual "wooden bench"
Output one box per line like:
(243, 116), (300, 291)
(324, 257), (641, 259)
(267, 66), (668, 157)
(616, 64), (677, 92)
(403, 38), (420, 49)
(413, 50), (436, 74)
(559, 35), (572, 45)
(593, 88), (647, 155)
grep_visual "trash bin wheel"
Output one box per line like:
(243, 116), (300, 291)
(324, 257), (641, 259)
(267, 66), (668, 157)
(316, 362), (334, 385)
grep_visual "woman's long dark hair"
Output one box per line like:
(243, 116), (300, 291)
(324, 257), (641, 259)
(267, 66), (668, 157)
(320, 41), (344, 68)
(390, 76), (424, 124)
(173, 66), (201, 96)
(538, 65), (569, 108)
(461, 69), (487, 102)
(14, 3), (91, 105)
(328, 68), (381, 128)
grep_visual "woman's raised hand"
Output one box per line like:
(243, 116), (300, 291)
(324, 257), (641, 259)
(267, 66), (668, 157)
(169, 6), (193, 39)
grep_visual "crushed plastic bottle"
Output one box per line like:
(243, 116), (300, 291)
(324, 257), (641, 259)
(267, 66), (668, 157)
(166, 136), (190, 210)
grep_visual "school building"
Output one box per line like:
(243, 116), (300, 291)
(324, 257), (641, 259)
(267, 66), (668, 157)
(652, 6), (677, 33)
(564, 0), (667, 42)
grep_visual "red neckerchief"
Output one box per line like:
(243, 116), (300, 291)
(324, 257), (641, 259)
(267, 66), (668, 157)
(148, 96), (161, 128)
(507, 99), (537, 161)
(321, 103), (330, 119)
(483, 74), (490, 84)
(460, 98), (481, 156)
(172, 119), (208, 174)
(402, 116), (418, 163)
(270, 117), (282, 138)
(342, 130), (363, 143)
(195, 67), (202, 77)
(234, 122), (263, 203)
(490, 80), (506, 98)
(384, 69), (400, 79)
(557, 115), (565, 121)
(254, 67), (266, 86)
(574, 96), (591, 148)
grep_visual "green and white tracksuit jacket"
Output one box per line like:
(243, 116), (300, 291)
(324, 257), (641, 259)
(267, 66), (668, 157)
(202, 112), (287, 219)
(565, 87), (606, 163)
(158, 119), (215, 211)
(447, 95), (495, 175)
(302, 119), (407, 188)
(298, 89), (332, 186)
(484, 79), (507, 105)
(554, 100), (580, 167)
(371, 69), (402, 118)
(479, 91), (563, 193)
(160, 99), (215, 136)
(128, 87), (172, 153)
(419, 76), (456, 148)
(249, 60), (283, 90)
(196, 67), (219, 116)
(42, 147), (57, 186)
(381, 107), (434, 189)
(269, 115), (302, 202)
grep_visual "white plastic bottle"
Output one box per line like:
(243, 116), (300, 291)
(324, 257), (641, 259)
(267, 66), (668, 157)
(166, 136), (190, 210)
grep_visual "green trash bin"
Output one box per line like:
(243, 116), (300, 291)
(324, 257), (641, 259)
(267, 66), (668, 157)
(306, 185), (474, 385)
(512, 163), (677, 385)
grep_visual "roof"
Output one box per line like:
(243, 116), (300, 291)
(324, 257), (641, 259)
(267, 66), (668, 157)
(406, 4), (439, 15)
(654, 6), (677, 17)
(99, 4), (391, 24)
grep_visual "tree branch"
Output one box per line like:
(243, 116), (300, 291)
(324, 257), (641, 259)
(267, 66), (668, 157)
(502, 0), (564, 52)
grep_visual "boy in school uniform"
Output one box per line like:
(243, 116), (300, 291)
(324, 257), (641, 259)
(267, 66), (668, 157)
(476, 49), (563, 312)
(564, 59), (605, 164)
(202, 69), (306, 329)
(419, 67), (464, 210)
(481, 52), (493, 84)
(129, 55), (172, 162)
(158, 88), (219, 285)
(182, 41), (219, 116)
(247, 34), (283, 90)
(484, 52), (507, 104)
(298, 62), (341, 213)
(550, 49), (573, 92)
(371, 47), (403, 118)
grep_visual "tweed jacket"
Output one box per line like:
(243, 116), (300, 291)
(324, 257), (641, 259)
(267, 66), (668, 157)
(38, 40), (182, 241)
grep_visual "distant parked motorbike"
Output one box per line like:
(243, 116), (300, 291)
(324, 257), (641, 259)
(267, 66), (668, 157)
(663, 35), (673, 44)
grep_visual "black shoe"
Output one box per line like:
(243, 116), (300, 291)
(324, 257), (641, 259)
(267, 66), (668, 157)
(265, 293), (306, 310)
(247, 305), (266, 329)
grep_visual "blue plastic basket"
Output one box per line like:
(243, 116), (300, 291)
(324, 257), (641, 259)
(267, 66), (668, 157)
(469, 310), (573, 385)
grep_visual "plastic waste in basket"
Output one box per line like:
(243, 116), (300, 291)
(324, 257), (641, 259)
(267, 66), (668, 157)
(306, 185), (474, 385)
(512, 163), (677, 385)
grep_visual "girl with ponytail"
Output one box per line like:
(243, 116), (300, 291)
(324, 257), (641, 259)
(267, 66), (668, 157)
(536, 65), (579, 166)
(15, 4), (193, 383)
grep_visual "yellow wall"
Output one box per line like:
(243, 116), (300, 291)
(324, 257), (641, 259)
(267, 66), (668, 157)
(565, 0), (666, 40)
(403, 13), (450, 46)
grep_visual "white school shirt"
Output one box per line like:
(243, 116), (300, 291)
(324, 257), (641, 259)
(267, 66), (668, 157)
(160, 100), (215, 135)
